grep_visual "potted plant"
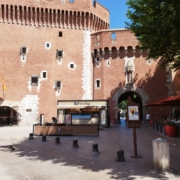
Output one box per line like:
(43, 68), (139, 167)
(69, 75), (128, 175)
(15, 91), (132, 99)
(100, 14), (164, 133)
(164, 121), (179, 137)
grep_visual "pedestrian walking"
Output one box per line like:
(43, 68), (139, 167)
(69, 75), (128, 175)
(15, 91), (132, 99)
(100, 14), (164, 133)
(145, 112), (150, 127)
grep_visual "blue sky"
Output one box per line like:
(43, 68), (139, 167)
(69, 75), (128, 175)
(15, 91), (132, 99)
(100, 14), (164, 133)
(96, 0), (129, 29)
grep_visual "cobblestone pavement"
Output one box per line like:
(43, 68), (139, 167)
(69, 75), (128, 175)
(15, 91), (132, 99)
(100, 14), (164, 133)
(0, 121), (180, 180)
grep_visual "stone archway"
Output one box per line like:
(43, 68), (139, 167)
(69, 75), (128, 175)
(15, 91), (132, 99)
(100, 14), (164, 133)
(112, 85), (149, 123)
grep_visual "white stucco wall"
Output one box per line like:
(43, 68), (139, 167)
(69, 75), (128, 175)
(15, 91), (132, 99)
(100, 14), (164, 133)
(82, 30), (93, 100)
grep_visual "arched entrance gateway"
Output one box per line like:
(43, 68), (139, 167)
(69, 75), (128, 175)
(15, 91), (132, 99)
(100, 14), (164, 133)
(0, 106), (18, 126)
(112, 86), (149, 124)
(118, 91), (143, 122)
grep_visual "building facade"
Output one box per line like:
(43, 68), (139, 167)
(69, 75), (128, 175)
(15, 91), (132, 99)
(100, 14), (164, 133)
(0, 0), (177, 126)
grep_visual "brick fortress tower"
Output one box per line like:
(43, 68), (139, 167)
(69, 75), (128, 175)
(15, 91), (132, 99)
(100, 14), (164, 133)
(0, 0), (175, 125)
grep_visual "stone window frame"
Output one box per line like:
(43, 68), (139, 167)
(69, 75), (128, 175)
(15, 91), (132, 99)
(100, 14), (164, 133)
(41, 71), (47, 80)
(55, 80), (62, 90)
(45, 42), (51, 49)
(56, 49), (63, 60)
(95, 79), (101, 89)
(106, 60), (111, 67)
(68, 62), (76, 70)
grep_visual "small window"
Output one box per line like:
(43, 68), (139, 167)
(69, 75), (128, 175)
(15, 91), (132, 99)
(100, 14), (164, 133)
(56, 49), (63, 59)
(111, 32), (116, 40)
(45, 42), (51, 49)
(55, 81), (61, 89)
(31, 75), (38, 86)
(20, 47), (27, 55)
(96, 80), (100, 88)
(22, 47), (26, 54)
(146, 59), (153, 65)
(62, 0), (65, 3)
(95, 57), (100, 62)
(70, 64), (74, 68)
(43, 72), (46, 78)
(59, 31), (62, 37)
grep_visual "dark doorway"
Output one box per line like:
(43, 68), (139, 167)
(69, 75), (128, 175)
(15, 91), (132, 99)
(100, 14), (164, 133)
(0, 106), (18, 126)
(118, 91), (143, 122)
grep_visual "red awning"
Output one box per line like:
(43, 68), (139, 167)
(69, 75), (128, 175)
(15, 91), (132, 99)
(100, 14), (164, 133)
(145, 95), (180, 107)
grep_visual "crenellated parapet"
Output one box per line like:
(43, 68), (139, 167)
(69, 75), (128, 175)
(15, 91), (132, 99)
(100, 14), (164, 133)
(91, 29), (149, 60)
(0, 0), (109, 31)
(91, 46), (148, 60)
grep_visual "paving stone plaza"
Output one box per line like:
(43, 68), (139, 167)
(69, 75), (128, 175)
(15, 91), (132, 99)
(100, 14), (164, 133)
(0, 121), (180, 180)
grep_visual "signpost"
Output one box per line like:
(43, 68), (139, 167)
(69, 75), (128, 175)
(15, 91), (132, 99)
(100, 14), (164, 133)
(126, 96), (142, 158)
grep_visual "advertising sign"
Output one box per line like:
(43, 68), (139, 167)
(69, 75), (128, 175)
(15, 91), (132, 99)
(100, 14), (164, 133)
(128, 106), (139, 120)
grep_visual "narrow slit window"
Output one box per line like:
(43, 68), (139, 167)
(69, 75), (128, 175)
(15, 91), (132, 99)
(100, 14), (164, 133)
(96, 80), (100, 88)
(55, 81), (61, 89)
(43, 72), (47, 78)
(59, 31), (62, 37)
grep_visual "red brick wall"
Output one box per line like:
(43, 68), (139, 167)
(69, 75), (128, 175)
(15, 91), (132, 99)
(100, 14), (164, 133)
(0, 1), (177, 124)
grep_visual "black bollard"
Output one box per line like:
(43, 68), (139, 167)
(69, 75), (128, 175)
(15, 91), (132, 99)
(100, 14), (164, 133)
(29, 133), (34, 139)
(116, 150), (125, 162)
(55, 137), (60, 144)
(92, 144), (99, 154)
(72, 139), (79, 148)
(42, 135), (46, 142)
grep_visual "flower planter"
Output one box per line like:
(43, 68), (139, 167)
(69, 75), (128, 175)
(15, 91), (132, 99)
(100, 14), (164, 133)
(165, 125), (179, 137)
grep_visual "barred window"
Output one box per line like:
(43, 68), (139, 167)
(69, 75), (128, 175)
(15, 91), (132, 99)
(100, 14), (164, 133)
(55, 81), (61, 89)
(20, 47), (27, 55)
(56, 49), (63, 60)
(31, 75), (38, 86)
